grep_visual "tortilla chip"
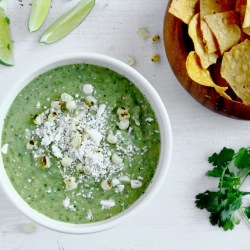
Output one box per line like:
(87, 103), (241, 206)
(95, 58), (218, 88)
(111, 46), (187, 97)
(200, 19), (218, 53)
(200, 0), (235, 18)
(204, 11), (241, 54)
(186, 51), (231, 99)
(243, 27), (250, 35)
(186, 51), (217, 87)
(243, 0), (250, 28)
(188, 14), (219, 68)
(169, 0), (198, 24)
(221, 39), (250, 104)
(235, 0), (250, 35)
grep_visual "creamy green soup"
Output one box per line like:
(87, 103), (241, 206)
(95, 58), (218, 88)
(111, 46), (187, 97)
(1, 64), (160, 223)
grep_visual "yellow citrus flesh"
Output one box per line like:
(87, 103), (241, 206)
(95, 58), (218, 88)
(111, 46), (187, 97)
(40, 0), (95, 44)
(0, 7), (14, 66)
(28, 0), (52, 32)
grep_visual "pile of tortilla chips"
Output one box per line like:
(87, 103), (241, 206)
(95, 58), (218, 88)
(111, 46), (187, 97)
(169, 0), (250, 105)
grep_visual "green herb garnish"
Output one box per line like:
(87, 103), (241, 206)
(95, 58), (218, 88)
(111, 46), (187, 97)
(5, 16), (10, 24)
(195, 147), (250, 231)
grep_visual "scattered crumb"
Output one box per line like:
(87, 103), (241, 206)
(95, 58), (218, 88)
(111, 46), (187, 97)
(137, 28), (149, 39)
(23, 223), (36, 234)
(136, 28), (161, 64)
(151, 35), (160, 43)
(126, 56), (136, 66)
(151, 54), (160, 63)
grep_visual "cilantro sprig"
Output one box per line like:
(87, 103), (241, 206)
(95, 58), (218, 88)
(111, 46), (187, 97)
(195, 147), (250, 231)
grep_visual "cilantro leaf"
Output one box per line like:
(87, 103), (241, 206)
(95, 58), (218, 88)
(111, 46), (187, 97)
(209, 211), (234, 231)
(208, 147), (234, 168)
(228, 195), (242, 211)
(206, 166), (224, 177)
(209, 211), (220, 226)
(240, 191), (250, 196)
(231, 214), (240, 226)
(221, 218), (235, 231)
(195, 146), (250, 231)
(234, 148), (250, 169)
(195, 191), (221, 213)
(195, 188), (242, 230)
(219, 176), (241, 190)
(244, 206), (250, 219)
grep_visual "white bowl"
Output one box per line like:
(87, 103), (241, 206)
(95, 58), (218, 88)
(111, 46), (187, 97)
(0, 53), (172, 234)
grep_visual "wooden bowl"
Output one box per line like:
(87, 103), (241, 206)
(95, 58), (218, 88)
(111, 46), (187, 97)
(163, 1), (250, 120)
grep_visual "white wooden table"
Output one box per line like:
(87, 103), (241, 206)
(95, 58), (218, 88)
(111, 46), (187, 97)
(1, 1), (250, 249)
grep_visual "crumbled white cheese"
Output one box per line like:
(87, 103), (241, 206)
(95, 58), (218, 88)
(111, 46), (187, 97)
(25, 129), (32, 139)
(86, 128), (103, 146)
(82, 84), (94, 94)
(119, 175), (130, 183)
(146, 117), (153, 122)
(51, 145), (62, 158)
(61, 93), (73, 103)
(131, 180), (142, 189)
(1, 144), (9, 154)
(41, 135), (52, 146)
(62, 197), (76, 210)
(97, 104), (106, 116)
(116, 184), (125, 193)
(100, 199), (116, 209)
(86, 210), (93, 220)
(111, 178), (120, 187)
(135, 119), (140, 126)
(36, 102), (41, 109)
(27, 87), (146, 213)
(62, 197), (70, 208)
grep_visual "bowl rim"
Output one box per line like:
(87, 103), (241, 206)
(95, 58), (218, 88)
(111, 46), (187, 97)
(0, 52), (173, 234)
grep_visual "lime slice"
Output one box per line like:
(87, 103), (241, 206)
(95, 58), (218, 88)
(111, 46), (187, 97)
(40, 0), (95, 44)
(0, 7), (14, 66)
(28, 0), (52, 33)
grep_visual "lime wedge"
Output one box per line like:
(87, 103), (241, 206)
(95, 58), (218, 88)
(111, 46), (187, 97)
(28, 0), (52, 33)
(40, 0), (95, 44)
(0, 7), (14, 66)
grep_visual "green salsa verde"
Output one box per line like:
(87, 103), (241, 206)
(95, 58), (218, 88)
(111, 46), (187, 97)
(1, 64), (160, 223)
